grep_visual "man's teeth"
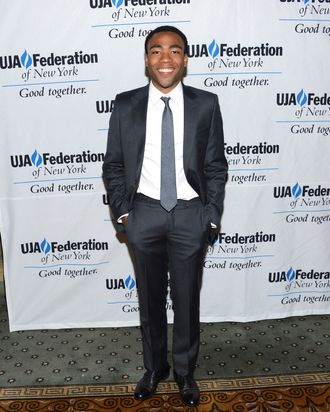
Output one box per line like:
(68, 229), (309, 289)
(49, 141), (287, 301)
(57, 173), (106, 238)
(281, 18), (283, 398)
(159, 68), (174, 73)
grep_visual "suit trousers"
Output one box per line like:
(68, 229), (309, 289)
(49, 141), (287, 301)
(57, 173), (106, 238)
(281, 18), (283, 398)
(125, 193), (210, 376)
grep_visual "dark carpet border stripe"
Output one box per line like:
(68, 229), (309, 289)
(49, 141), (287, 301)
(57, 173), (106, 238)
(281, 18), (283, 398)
(1, 372), (329, 400)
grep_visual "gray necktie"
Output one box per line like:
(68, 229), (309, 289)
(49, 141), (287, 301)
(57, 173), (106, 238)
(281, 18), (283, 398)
(160, 96), (177, 212)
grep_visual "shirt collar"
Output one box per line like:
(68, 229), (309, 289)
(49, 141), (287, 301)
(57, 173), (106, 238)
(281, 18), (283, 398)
(149, 81), (183, 106)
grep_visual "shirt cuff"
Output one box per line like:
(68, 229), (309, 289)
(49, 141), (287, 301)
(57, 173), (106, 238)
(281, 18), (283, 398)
(117, 213), (129, 223)
(210, 222), (217, 229)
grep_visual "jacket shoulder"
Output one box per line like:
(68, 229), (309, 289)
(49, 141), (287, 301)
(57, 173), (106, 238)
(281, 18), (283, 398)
(115, 85), (149, 102)
(183, 84), (218, 101)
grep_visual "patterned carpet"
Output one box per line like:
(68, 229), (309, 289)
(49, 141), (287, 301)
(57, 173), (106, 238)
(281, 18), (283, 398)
(0, 282), (329, 411)
(0, 376), (329, 411)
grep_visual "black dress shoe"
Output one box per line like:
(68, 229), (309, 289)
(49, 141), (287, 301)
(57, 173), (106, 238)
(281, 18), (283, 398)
(134, 367), (170, 401)
(174, 372), (200, 406)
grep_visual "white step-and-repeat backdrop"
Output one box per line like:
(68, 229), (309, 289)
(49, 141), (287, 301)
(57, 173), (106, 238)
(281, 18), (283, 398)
(1, 0), (329, 331)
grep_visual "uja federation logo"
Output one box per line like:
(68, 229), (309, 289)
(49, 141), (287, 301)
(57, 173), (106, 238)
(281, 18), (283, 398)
(269, 266), (329, 283)
(280, 0), (329, 4)
(106, 275), (137, 302)
(0, 50), (98, 70)
(274, 182), (330, 198)
(90, 0), (190, 8)
(106, 275), (136, 290)
(96, 99), (115, 114)
(90, 0), (126, 7)
(274, 182), (303, 198)
(269, 267), (297, 283)
(0, 50), (33, 70)
(277, 89), (330, 107)
(21, 238), (109, 255)
(187, 39), (283, 59)
(10, 149), (104, 168)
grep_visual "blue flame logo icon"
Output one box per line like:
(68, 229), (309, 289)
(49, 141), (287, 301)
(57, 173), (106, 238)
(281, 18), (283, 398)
(31, 149), (43, 167)
(286, 267), (296, 282)
(292, 182), (302, 198)
(208, 39), (220, 59)
(304, 0), (310, 4)
(40, 238), (51, 255)
(20, 50), (32, 69)
(112, 0), (124, 8)
(296, 89), (307, 107)
(125, 275), (136, 290)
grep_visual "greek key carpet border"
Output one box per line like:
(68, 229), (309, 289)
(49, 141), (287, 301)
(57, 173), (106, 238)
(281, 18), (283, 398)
(1, 372), (329, 400)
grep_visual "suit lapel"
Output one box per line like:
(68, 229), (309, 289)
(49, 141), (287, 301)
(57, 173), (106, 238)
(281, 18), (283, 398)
(131, 85), (149, 180)
(183, 84), (198, 171)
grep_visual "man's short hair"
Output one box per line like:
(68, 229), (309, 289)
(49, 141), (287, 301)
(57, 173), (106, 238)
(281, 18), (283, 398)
(144, 26), (188, 55)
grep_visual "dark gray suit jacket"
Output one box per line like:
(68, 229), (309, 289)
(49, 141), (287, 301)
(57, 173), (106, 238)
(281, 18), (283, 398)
(103, 83), (228, 232)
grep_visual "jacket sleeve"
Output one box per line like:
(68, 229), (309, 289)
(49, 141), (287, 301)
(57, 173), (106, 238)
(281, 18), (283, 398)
(204, 95), (228, 228)
(102, 96), (130, 220)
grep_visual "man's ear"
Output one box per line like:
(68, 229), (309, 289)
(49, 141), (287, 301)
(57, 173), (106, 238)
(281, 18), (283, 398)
(144, 55), (149, 78)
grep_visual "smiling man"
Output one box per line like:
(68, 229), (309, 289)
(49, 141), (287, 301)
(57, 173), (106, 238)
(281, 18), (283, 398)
(103, 26), (228, 406)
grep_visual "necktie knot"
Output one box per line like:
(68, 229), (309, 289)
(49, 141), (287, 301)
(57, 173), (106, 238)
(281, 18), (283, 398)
(161, 96), (170, 107)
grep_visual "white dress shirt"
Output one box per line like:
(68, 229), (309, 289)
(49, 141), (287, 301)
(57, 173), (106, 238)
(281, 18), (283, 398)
(137, 82), (198, 200)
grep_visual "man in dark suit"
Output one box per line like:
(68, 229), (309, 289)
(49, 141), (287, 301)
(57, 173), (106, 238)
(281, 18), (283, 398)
(103, 26), (227, 406)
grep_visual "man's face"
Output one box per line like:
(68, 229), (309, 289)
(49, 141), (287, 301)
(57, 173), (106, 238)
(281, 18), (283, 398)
(145, 31), (188, 94)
